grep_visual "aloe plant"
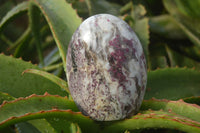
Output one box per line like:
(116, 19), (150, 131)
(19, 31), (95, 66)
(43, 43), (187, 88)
(0, 0), (200, 132)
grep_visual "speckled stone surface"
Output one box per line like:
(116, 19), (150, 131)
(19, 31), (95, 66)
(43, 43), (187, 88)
(66, 14), (147, 121)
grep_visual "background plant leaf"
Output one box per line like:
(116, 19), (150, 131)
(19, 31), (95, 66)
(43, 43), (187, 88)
(27, 119), (57, 133)
(88, 0), (121, 16)
(163, 0), (200, 48)
(146, 67), (200, 100)
(28, 1), (44, 65)
(15, 122), (41, 133)
(149, 15), (186, 39)
(130, 4), (150, 61)
(166, 46), (200, 70)
(0, 1), (28, 33)
(32, 0), (82, 72)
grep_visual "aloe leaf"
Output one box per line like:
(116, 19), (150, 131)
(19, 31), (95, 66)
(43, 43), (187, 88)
(149, 15), (186, 39)
(42, 63), (63, 72)
(28, 2), (44, 65)
(0, 34), (13, 46)
(120, 2), (132, 14)
(0, 92), (15, 104)
(163, 0), (200, 47)
(0, 93), (78, 121)
(0, 108), (98, 132)
(13, 29), (33, 58)
(41, 47), (60, 67)
(0, 94), (100, 132)
(141, 99), (200, 122)
(134, 17), (149, 60)
(166, 46), (200, 70)
(1, 110), (99, 132)
(0, 54), (68, 97)
(48, 121), (82, 133)
(0, 1), (15, 20)
(103, 110), (200, 133)
(28, 119), (56, 133)
(0, 1), (29, 32)
(45, 117), (72, 133)
(146, 67), (200, 100)
(13, 24), (51, 60)
(183, 96), (200, 105)
(70, 123), (82, 133)
(8, 26), (31, 51)
(177, 44), (200, 63)
(174, 0), (200, 18)
(89, 0), (121, 16)
(23, 69), (69, 94)
(0, 126), (15, 133)
(32, 0), (82, 72)
(15, 122), (41, 133)
(149, 55), (168, 70)
(0, 93), (80, 129)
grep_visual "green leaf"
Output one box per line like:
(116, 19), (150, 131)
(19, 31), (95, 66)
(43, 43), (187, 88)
(0, 92), (15, 104)
(103, 110), (200, 133)
(89, 0), (121, 16)
(28, 119), (57, 133)
(42, 47), (61, 67)
(177, 44), (200, 63)
(145, 67), (200, 100)
(0, 126), (15, 133)
(0, 54), (68, 98)
(70, 123), (82, 133)
(141, 99), (200, 123)
(13, 28), (33, 58)
(0, 93), (78, 121)
(15, 122), (41, 133)
(0, 1), (29, 32)
(134, 17), (149, 60)
(45, 117), (72, 133)
(0, 34), (13, 46)
(166, 46), (200, 70)
(0, 92), (17, 132)
(0, 94), (80, 129)
(32, 0), (82, 72)
(183, 96), (200, 105)
(23, 69), (70, 95)
(8, 26), (31, 52)
(1, 110), (99, 133)
(149, 15), (186, 39)
(42, 63), (63, 72)
(28, 2), (44, 65)
(163, 0), (200, 47)
(149, 56), (168, 70)
(0, 99), (98, 132)
(174, 0), (200, 18)
(132, 4), (150, 61)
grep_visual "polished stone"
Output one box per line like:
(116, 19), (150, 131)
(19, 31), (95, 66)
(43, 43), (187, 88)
(66, 14), (147, 121)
